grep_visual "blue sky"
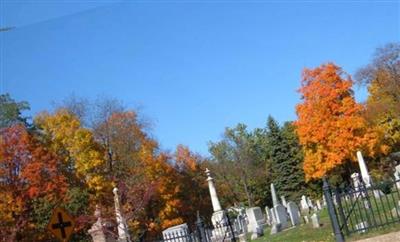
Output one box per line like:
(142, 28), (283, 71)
(1, 1), (399, 155)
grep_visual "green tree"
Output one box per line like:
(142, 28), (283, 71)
(266, 117), (306, 201)
(208, 124), (268, 207)
(0, 93), (30, 128)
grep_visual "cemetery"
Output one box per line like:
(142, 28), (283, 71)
(83, 155), (400, 242)
(1, 3), (399, 242)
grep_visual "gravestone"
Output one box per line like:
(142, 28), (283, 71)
(281, 196), (287, 208)
(270, 208), (277, 224)
(391, 201), (400, 218)
(246, 207), (265, 237)
(265, 206), (272, 226)
(351, 172), (363, 198)
(162, 223), (189, 242)
(316, 200), (322, 210)
(311, 213), (320, 228)
(395, 165), (400, 189)
(271, 183), (279, 207)
(355, 221), (368, 233)
(287, 202), (301, 226)
(270, 223), (281, 235)
(322, 195), (327, 207)
(300, 195), (309, 214)
(273, 204), (288, 229)
(307, 197), (315, 210)
(236, 213), (247, 234)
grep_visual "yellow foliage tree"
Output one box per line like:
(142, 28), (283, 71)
(35, 109), (107, 194)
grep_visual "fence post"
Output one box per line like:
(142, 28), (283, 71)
(323, 177), (345, 242)
(335, 187), (350, 236)
(195, 212), (207, 242)
(226, 214), (237, 242)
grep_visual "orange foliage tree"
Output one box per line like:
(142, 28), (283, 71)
(174, 145), (212, 225)
(0, 124), (67, 241)
(295, 63), (377, 180)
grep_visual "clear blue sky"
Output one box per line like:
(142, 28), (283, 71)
(1, 1), (399, 155)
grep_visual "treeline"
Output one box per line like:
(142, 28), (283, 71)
(0, 96), (212, 241)
(208, 43), (400, 211)
(0, 43), (399, 241)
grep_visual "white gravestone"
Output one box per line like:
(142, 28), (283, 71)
(273, 204), (288, 229)
(316, 200), (322, 210)
(351, 172), (363, 198)
(246, 207), (265, 236)
(311, 213), (320, 228)
(270, 208), (277, 224)
(271, 183), (279, 207)
(281, 196), (287, 208)
(395, 165), (400, 189)
(163, 224), (189, 242)
(287, 202), (301, 226)
(300, 195), (309, 214)
(265, 206), (272, 226)
(355, 221), (368, 233)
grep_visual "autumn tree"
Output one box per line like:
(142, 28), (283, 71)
(0, 124), (67, 241)
(295, 63), (376, 181)
(34, 109), (107, 194)
(173, 145), (212, 225)
(356, 43), (400, 159)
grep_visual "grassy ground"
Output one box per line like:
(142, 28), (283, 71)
(250, 209), (334, 242)
(247, 206), (400, 242)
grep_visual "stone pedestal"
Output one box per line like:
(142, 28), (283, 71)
(88, 206), (116, 242)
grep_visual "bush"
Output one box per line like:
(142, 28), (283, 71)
(376, 180), (392, 194)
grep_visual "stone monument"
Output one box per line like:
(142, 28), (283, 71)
(113, 187), (131, 242)
(287, 202), (301, 226)
(88, 205), (116, 242)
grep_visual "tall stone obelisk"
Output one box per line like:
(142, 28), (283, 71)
(205, 168), (226, 226)
(113, 187), (131, 242)
(357, 151), (371, 187)
(270, 183), (279, 207)
(206, 168), (222, 212)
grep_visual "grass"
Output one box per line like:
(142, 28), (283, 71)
(247, 204), (400, 242)
(250, 209), (334, 242)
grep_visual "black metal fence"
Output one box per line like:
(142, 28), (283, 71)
(143, 211), (240, 242)
(324, 175), (400, 241)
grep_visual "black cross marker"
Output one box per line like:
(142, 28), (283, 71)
(51, 212), (72, 238)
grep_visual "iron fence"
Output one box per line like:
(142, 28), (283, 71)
(142, 211), (239, 242)
(324, 175), (400, 241)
